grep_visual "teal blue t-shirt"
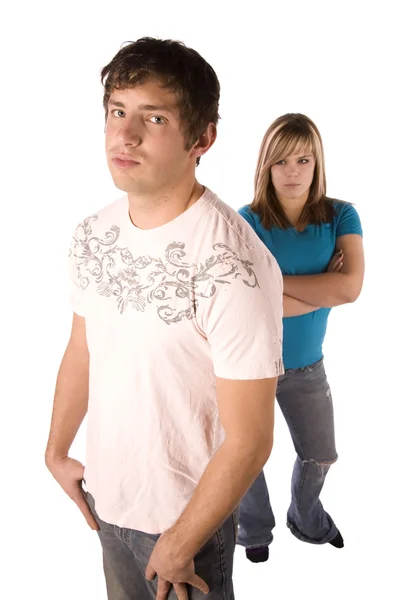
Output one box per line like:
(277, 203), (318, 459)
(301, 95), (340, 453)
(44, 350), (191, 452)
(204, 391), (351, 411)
(238, 201), (363, 369)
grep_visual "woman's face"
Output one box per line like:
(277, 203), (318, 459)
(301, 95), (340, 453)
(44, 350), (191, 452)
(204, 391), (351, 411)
(270, 150), (316, 201)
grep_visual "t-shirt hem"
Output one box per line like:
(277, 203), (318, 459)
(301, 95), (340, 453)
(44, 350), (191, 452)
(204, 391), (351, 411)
(214, 359), (284, 379)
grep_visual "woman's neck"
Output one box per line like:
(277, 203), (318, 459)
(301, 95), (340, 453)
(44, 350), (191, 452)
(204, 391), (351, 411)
(277, 191), (309, 229)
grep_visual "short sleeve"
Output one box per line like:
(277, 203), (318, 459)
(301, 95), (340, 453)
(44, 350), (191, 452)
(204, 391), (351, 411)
(197, 249), (284, 380)
(336, 202), (363, 238)
(68, 226), (88, 317)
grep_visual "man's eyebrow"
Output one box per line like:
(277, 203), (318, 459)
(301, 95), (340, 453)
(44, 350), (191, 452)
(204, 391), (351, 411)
(137, 103), (173, 112)
(108, 100), (173, 113)
(108, 100), (126, 108)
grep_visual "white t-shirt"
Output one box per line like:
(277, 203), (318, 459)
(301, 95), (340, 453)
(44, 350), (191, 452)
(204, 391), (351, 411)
(69, 187), (283, 533)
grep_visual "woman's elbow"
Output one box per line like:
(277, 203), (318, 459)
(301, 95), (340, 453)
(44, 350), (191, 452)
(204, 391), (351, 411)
(342, 273), (363, 304)
(345, 281), (363, 303)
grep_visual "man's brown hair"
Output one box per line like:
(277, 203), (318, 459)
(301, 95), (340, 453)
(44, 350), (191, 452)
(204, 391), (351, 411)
(101, 37), (220, 164)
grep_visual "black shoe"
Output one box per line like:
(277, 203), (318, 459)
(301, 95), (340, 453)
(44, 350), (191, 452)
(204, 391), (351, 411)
(329, 531), (344, 548)
(245, 546), (269, 563)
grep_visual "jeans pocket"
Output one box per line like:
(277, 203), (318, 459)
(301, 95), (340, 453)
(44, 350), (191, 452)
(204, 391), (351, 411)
(84, 490), (95, 512)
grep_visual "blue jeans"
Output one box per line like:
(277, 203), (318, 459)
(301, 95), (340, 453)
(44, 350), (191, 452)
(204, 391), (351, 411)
(86, 492), (237, 599)
(237, 358), (339, 547)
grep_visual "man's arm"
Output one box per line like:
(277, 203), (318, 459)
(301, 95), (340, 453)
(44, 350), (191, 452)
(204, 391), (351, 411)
(146, 249), (283, 598)
(45, 313), (98, 530)
(155, 375), (276, 559)
(283, 294), (319, 317)
(283, 234), (364, 308)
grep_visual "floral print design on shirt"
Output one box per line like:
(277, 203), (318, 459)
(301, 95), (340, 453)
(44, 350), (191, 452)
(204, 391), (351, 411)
(69, 215), (260, 325)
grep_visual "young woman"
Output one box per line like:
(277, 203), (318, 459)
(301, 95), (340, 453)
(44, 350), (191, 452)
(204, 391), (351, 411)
(237, 113), (365, 562)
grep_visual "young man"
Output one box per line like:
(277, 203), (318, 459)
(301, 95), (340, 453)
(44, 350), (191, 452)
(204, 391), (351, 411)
(45, 37), (284, 600)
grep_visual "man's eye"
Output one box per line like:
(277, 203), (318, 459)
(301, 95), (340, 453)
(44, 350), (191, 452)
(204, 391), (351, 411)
(149, 116), (165, 124)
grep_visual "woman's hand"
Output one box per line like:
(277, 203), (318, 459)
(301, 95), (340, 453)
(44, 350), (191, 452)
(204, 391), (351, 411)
(327, 249), (344, 273)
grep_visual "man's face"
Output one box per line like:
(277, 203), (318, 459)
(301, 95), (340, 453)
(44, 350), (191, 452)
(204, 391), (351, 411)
(105, 81), (194, 196)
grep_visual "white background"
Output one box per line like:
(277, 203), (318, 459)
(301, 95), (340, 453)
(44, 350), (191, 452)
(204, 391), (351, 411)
(2, 1), (399, 598)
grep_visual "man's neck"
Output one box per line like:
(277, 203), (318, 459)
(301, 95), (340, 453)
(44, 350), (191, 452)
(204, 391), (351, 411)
(127, 179), (204, 230)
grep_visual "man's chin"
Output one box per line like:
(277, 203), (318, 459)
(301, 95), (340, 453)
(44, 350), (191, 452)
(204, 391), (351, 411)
(110, 175), (141, 194)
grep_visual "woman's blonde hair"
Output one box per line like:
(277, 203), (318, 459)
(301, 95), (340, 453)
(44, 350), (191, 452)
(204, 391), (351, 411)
(251, 113), (336, 229)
